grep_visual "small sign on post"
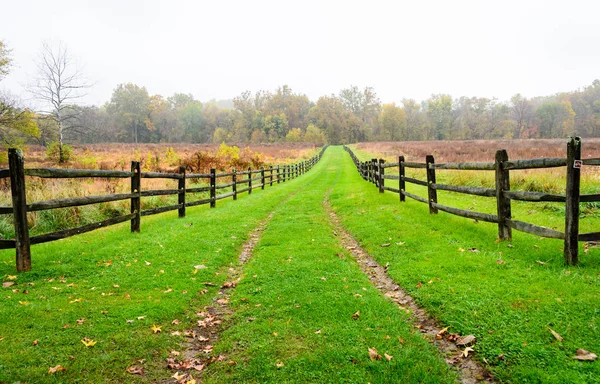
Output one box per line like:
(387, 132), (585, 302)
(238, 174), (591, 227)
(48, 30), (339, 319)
(573, 160), (582, 169)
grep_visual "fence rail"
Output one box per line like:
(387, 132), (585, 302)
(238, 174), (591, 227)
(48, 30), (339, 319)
(344, 137), (599, 266)
(2, 146), (328, 272)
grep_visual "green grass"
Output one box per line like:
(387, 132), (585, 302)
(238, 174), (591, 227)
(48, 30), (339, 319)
(2, 146), (599, 383)
(330, 146), (600, 383)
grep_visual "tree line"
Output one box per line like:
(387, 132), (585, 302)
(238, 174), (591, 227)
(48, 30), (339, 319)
(3, 40), (600, 155)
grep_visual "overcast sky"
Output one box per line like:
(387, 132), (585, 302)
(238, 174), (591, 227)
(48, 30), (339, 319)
(1, 0), (599, 107)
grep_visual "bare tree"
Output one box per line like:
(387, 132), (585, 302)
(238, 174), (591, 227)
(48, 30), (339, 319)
(29, 42), (90, 162)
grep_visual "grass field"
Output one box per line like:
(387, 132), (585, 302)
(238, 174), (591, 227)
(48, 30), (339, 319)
(1, 145), (599, 383)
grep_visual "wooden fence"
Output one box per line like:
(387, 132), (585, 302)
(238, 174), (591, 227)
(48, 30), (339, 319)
(2, 146), (328, 272)
(344, 137), (600, 266)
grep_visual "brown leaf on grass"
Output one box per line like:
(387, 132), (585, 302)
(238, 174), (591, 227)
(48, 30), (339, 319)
(352, 311), (360, 320)
(384, 353), (393, 361)
(2, 281), (14, 288)
(368, 347), (381, 361)
(48, 365), (65, 374)
(456, 335), (476, 346)
(199, 289), (208, 295)
(172, 319), (180, 325)
(126, 366), (144, 375)
(415, 282), (422, 289)
(572, 349), (597, 361)
(398, 337), (405, 344)
(76, 318), (86, 325)
(203, 282), (216, 287)
(32, 339), (39, 345)
(221, 281), (236, 288)
(436, 327), (449, 340)
(496, 259), (505, 265)
(549, 328), (563, 342)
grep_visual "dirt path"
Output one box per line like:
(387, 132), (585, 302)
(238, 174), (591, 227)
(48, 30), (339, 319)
(323, 191), (494, 384)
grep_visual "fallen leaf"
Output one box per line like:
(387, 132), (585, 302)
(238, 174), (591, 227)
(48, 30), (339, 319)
(171, 350), (181, 356)
(352, 311), (360, 320)
(572, 349), (597, 361)
(137, 316), (146, 320)
(221, 281), (236, 288)
(415, 282), (422, 289)
(276, 361), (284, 368)
(469, 248), (480, 253)
(48, 365), (65, 374)
(172, 371), (186, 381)
(186, 380), (197, 384)
(145, 261), (151, 266)
(163, 288), (173, 293)
(2, 281), (15, 288)
(6, 275), (17, 280)
(456, 335), (476, 346)
(549, 328), (563, 342)
(81, 338), (97, 347)
(458, 248), (465, 252)
(151, 325), (162, 334)
(384, 353), (393, 361)
(76, 318), (86, 325)
(398, 337), (405, 344)
(32, 339), (39, 345)
(126, 319), (134, 324)
(496, 259), (505, 265)
(69, 298), (82, 304)
(172, 319), (180, 325)
(462, 347), (475, 357)
(536, 260), (547, 265)
(126, 366), (144, 375)
(315, 329), (321, 334)
(368, 347), (381, 361)
(436, 327), (449, 340)
(18, 301), (30, 305)
(396, 242), (405, 246)
(381, 243), (391, 247)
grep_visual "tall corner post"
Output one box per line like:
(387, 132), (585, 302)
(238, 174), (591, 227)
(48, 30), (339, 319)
(130, 161), (141, 232)
(210, 168), (216, 208)
(425, 155), (438, 214)
(564, 136), (581, 265)
(495, 149), (512, 241)
(178, 166), (186, 218)
(8, 148), (31, 272)
(399, 156), (405, 202)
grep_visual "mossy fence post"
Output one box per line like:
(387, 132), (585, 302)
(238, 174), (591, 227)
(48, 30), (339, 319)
(378, 159), (385, 193)
(248, 167), (252, 194)
(261, 167), (265, 190)
(9, 149), (31, 272)
(210, 168), (216, 208)
(564, 136), (582, 265)
(130, 161), (141, 232)
(277, 165), (280, 184)
(232, 168), (237, 200)
(495, 149), (512, 240)
(269, 166), (273, 186)
(399, 156), (405, 202)
(178, 166), (186, 218)
(426, 155), (438, 214)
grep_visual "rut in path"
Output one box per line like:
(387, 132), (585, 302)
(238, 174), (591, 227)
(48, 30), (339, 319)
(323, 191), (494, 384)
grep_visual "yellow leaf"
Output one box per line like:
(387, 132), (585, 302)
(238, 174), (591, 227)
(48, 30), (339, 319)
(69, 298), (82, 303)
(276, 361), (284, 368)
(549, 328), (563, 342)
(172, 372), (185, 380)
(151, 324), (161, 333)
(384, 353), (393, 361)
(81, 338), (97, 347)
(7, 275), (17, 280)
(462, 347), (474, 357)
(18, 301), (30, 305)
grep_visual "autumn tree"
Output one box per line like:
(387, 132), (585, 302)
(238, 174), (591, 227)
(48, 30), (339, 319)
(379, 103), (407, 140)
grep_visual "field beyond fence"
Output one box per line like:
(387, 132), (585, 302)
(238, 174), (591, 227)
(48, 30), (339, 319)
(345, 137), (600, 266)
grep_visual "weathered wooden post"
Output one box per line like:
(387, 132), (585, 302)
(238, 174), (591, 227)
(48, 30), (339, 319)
(564, 136), (582, 265)
(248, 167), (252, 194)
(130, 161), (141, 232)
(8, 149), (31, 272)
(232, 168), (237, 201)
(399, 156), (405, 202)
(277, 165), (280, 183)
(372, 159), (377, 185)
(210, 168), (216, 208)
(495, 150), (512, 240)
(379, 159), (385, 193)
(261, 167), (265, 190)
(269, 166), (273, 186)
(426, 155), (438, 214)
(178, 166), (186, 218)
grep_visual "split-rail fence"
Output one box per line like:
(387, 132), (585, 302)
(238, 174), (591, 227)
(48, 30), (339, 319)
(344, 137), (599, 266)
(2, 146), (327, 272)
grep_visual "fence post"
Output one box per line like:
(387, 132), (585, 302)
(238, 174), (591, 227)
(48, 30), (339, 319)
(399, 156), (405, 202)
(425, 155), (438, 214)
(261, 167), (265, 190)
(232, 168), (237, 201)
(248, 167), (252, 194)
(178, 166), (186, 218)
(371, 159), (377, 185)
(495, 150), (512, 240)
(379, 159), (385, 193)
(210, 168), (216, 208)
(8, 149), (31, 272)
(269, 166), (273, 186)
(277, 165), (280, 184)
(564, 136), (582, 265)
(131, 161), (141, 232)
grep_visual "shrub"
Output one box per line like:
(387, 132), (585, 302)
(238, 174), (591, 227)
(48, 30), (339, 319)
(45, 142), (73, 163)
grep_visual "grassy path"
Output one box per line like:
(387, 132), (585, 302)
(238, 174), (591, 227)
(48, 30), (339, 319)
(2, 146), (599, 383)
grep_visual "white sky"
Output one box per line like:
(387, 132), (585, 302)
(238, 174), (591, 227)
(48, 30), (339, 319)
(1, 0), (599, 107)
